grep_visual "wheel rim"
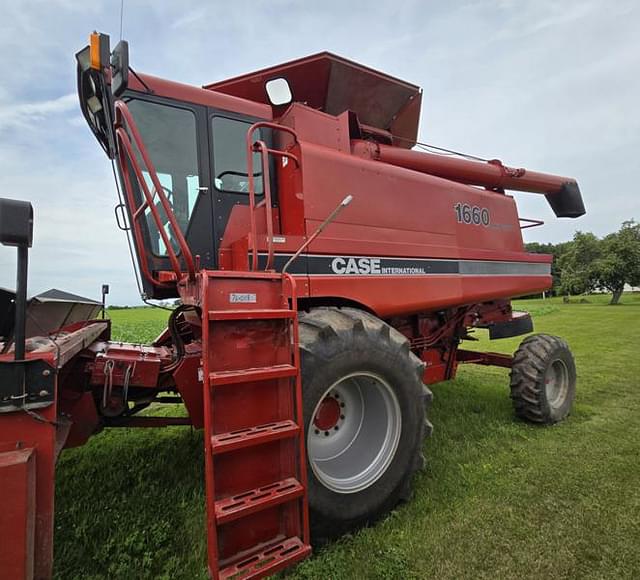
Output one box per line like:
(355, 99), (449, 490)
(545, 359), (569, 408)
(307, 371), (402, 494)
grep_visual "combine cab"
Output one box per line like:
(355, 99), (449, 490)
(0, 32), (583, 579)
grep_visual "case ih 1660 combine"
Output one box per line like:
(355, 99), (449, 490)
(0, 33), (584, 579)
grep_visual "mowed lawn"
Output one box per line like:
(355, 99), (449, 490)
(53, 295), (640, 579)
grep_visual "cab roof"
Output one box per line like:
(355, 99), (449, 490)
(204, 52), (422, 147)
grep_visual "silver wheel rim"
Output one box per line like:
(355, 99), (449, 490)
(307, 371), (402, 494)
(545, 359), (569, 408)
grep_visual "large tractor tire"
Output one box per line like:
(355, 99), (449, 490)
(510, 333), (577, 424)
(299, 307), (432, 541)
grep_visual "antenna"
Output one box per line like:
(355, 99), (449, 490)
(119, 0), (125, 41)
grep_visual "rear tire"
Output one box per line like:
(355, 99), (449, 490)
(299, 307), (431, 541)
(510, 333), (576, 424)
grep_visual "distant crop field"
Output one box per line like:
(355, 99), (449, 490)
(54, 294), (640, 579)
(107, 307), (168, 343)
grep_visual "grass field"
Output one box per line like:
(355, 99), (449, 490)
(53, 295), (640, 579)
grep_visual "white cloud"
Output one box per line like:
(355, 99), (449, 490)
(0, 0), (638, 304)
(170, 8), (207, 30)
(0, 93), (77, 131)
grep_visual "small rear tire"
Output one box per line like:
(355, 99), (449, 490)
(510, 333), (576, 424)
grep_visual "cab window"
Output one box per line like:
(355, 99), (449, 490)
(212, 116), (264, 194)
(126, 99), (201, 256)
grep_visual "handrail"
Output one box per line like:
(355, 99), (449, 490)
(519, 217), (544, 230)
(253, 140), (275, 269)
(246, 122), (300, 271)
(113, 100), (196, 284)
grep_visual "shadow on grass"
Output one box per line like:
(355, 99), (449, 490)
(54, 426), (207, 579)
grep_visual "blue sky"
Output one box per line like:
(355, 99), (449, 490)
(0, 0), (638, 305)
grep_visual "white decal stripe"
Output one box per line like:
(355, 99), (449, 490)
(252, 253), (551, 276)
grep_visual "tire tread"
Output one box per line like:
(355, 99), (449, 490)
(509, 333), (576, 424)
(299, 306), (432, 538)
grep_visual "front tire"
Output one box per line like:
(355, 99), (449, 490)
(510, 333), (577, 424)
(299, 307), (431, 541)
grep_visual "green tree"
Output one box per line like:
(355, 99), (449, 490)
(525, 241), (571, 294)
(592, 220), (640, 304)
(559, 221), (640, 304)
(558, 232), (601, 296)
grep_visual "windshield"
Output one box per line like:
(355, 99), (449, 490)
(126, 98), (201, 256)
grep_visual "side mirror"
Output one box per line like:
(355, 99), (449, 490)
(111, 40), (129, 97)
(265, 77), (292, 106)
(0, 198), (33, 248)
(0, 198), (33, 361)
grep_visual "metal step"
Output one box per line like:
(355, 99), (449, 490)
(208, 309), (295, 321)
(219, 536), (311, 580)
(215, 478), (304, 525)
(209, 364), (297, 387)
(211, 420), (299, 455)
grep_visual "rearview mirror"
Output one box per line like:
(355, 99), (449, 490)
(111, 40), (129, 97)
(0, 198), (33, 248)
(265, 77), (292, 106)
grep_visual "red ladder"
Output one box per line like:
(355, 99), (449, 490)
(201, 271), (310, 579)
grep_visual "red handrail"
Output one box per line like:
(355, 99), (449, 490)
(245, 123), (300, 271)
(114, 101), (196, 284)
(282, 272), (310, 543)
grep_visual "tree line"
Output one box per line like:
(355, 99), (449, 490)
(526, 220), (640, 304)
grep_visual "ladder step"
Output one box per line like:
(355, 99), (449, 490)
(208, 309), (295, 321)
(211, 420), (299, 455)
(215, 478), (304, 525)
(209, 364), (297, 387)
(219, 536), (311, 580)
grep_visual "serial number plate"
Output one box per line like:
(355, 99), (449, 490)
(229, 293), (257, 303)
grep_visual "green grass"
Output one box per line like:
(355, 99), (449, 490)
(54, 294), (640, 579)
(107, 307), (169, 343)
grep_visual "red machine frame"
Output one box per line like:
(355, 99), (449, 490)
(0, 37), (585, 579)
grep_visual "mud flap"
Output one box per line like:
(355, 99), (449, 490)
(488, 312), (533, 340)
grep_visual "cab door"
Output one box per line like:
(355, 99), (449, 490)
(121, 93), (214, 298)
(208, 111), (275, 266)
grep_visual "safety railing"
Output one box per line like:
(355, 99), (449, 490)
(114, 101), (196, 286)
(246, 123), (300, 271)
(519, 217), (544, 230)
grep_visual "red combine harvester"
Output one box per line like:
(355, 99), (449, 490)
(0, 33), (584, 579)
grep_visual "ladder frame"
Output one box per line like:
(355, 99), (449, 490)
(200, 270), (309, 579)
